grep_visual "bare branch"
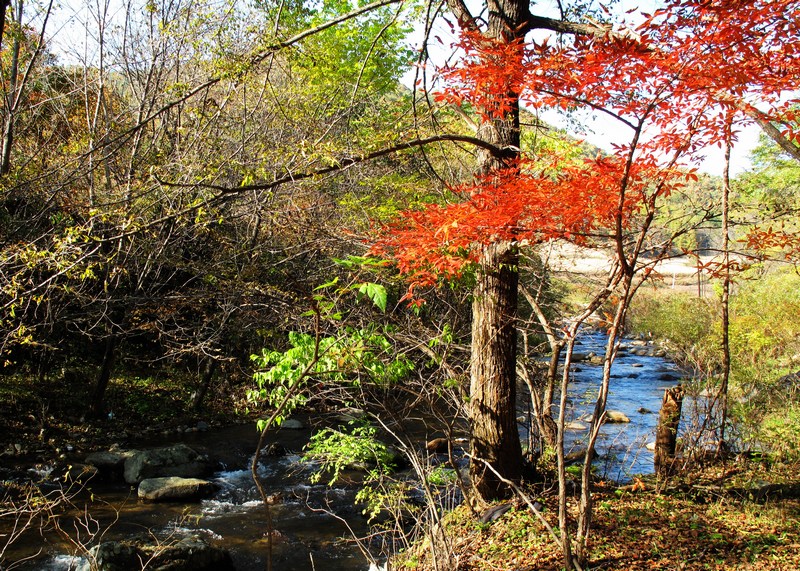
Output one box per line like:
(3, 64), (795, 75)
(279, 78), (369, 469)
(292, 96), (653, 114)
(156, 134), (511, 195)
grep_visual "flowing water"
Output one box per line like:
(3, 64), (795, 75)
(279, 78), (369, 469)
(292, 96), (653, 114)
(11, 424), (377, 571)
(557, 332), (686, 481)
(5, 333), (685, 570)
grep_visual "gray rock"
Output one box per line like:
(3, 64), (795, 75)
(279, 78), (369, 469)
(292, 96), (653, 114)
(77, 540), (139, 571)
(566, 421), (588, 431)
(344, 443), (407, 473)
(480, 503), (513, 523)
(605, 410), (631, 423)
(78, 535), (233, 571)
(138, 477), (216, 502)
(565, 446), (597, 464)
(123, 444), (212, 484)
(336, 407), (367, 423)
(280, 418), (305, 429)
(85, 450), (136, 480)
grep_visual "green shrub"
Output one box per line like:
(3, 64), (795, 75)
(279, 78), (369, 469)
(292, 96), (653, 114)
(627, 290), (721, 373)
(303, 422), (398, 484)
(757, 406), (800, 461)
(729, 269), (800, 369)
(628, 268), (800, 458)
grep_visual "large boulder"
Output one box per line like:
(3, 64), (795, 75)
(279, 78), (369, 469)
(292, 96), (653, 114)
(280, 418), (305, 429)
(77, 535), (234, 571)
(565, 446), (597, 465)
(85, 449), (137, 481)
(138, 477), (216, 502)
(571, 352), (593, 363)
(123, 444), (212, 485)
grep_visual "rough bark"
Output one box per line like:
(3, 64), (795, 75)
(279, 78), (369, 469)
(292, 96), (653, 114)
(719, 126), (732, 450)
(469, 241), (523, 499)
(459, 0), (529, 501)
(654, 385), (684, 477)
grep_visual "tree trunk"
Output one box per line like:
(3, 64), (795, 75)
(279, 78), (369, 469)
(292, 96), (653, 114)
(654, 385), (684, 477)
(192, 358), (218, 412)
(453, 0), (528, 502)
(0, 0), (11, 53)
(89, 304), (125, 418)
(469, 241), (523, 499)
(718, 124), (732, 452)
(90, 334), (118, 417)
(540, 344), (561, 446)
(1, 0), (22, 175)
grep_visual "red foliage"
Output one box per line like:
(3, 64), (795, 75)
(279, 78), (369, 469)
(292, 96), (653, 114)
(372, 155), (689, 296)
(433, 29), (527, 121)
(373, 0), (800, 298)
(744, 226), (800, 264)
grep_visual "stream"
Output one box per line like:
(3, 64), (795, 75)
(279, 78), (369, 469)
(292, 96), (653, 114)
(558, 332), (686, 481)
(7, 333), (686, 571)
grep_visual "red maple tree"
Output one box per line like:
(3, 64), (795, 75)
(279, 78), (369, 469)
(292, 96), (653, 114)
(372, 0), (799, 567)
(377, 0), (800, 328)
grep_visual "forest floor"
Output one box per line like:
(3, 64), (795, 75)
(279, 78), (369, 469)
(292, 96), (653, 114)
(0, 369), (253, 478)
(405, 461), (800, 571)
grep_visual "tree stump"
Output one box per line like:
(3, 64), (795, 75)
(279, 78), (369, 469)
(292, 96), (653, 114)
(654, 384), (684, 477)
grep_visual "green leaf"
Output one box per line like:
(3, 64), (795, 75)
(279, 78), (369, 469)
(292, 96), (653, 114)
(333, 255), (387, 269)
(313, 276), (339, 291)
(357, 282), (387, 312)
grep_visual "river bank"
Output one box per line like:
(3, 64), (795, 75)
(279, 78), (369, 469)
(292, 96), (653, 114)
(403, 462), (800, 571)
